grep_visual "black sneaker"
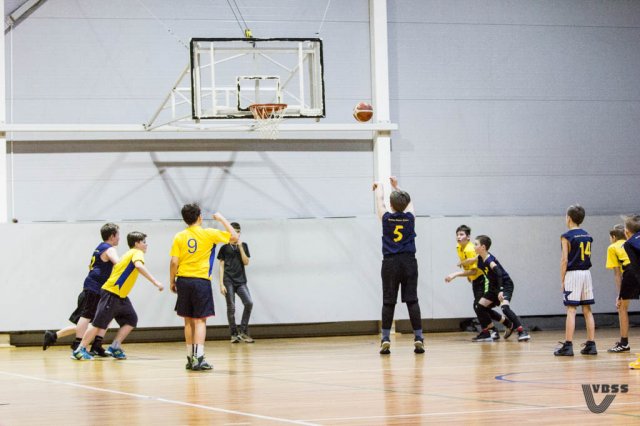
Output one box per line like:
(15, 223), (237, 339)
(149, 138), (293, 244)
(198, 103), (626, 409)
(379, 339), (391, 355)
(89, 345), (109, 358)
(192, 356), (213, 371)
(554, 341), (574, 356)
(472, 330), (493, 342)
(43, 330), (57, 351)
(503, 324), (515, 340)
(185, 356), (194, 370)
(230, 334), (241, 343)
(491, 329), (501, 341)
(517, 330), (530, 342)
(414, 338), (425, 354)
(607, 342), (630, 353)
(580, 341), (598, 355)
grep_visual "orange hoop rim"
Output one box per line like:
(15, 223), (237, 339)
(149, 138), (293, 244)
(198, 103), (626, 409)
(249, 103), (288, 120)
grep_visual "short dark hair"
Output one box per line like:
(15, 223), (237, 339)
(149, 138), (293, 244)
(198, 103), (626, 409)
(127, 231), (147, 248)
(456, 225), (471, 236)
(230, 222), (241, 232)
(100, 223), (119, 241)
(567, 204), (585, 225)
(476, 234), (492, 250)
(624, 215), (640, 234)
(609, 224), (626, 240)
(181, 203), (201, 225)
(389, 190), (411, 212)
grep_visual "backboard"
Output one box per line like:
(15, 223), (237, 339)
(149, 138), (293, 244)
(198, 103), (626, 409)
(190, 38), (325, 120)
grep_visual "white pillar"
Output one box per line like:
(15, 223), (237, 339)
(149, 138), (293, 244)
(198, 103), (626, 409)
(0, 1), (8, 223)
(369, 0), (391, 196)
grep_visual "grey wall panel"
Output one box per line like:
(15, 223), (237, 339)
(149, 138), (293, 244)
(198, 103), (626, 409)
(0, 215), (625, 331)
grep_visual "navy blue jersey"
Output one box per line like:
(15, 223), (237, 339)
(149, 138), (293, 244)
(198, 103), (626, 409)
(83, 242), (115, 293)
(477, 253), (510, 291)
(624, 231), (640, 266)
(562, 228), (593, 271)
(381, 211), (416, 256)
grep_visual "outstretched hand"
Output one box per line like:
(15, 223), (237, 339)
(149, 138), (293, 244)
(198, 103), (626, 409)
(213, 212), (223, 222)
(390, 176), (398, 189)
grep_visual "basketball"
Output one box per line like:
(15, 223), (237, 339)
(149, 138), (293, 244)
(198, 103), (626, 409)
(353, 102), (373, 122)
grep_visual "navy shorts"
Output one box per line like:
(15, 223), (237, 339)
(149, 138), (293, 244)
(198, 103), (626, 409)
(68, 289), (101, 324)
(91, 290), (138, 329)
(174, 277), (215, 318)
(499, 279), (515, 302)
(381, 253), (419, 304)
(620, 269), (640, 300)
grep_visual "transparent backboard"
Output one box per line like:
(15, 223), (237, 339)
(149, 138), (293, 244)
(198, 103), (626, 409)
(190, 38), (325, 120)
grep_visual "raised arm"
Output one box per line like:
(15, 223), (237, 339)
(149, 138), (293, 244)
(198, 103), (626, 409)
(390, 176), (415, 214)
(372, 182), (387, 220)
(238, 241), (250, 266)
(213, 212), (239, 243)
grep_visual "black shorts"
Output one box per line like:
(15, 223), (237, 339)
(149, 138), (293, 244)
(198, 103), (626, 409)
(175, 277), (215, 318)
(619, 269), (640, 300)
(471, 276), (488, 302)
(91, 291), (138, 329)
(381, 253), (418, 304)
(68, 289), (101, 324)
(500, 279), (515, 302)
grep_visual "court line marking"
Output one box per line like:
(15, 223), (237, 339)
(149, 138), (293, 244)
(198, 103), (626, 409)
(301, 401), (640, 422)
(0, 370), (318, 426)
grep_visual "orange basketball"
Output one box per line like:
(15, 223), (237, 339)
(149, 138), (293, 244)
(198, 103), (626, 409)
(353, 102), (373, 122)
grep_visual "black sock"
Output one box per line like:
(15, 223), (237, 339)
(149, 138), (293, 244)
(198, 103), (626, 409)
(621, 337), (629, 346)
(91, 336), (104, 350)
(565, 341), (572, 345)
(71, 338), (82, 351)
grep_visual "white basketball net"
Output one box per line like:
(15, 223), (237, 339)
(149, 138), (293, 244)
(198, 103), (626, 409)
(250, 104), (287, 140)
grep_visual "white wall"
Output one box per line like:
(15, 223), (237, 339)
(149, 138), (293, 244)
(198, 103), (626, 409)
(0, 214), (626, 332)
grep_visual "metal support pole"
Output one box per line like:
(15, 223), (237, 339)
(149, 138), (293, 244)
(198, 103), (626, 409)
(0, 1), (8, 223)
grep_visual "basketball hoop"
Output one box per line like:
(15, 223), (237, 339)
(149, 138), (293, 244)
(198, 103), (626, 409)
(249, 103), (287, 139)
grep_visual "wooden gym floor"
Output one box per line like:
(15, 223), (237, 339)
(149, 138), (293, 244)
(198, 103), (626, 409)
(1, 328), (639, 425)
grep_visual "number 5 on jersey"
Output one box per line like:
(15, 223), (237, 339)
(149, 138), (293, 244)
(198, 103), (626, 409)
(393, 225), (404, 242)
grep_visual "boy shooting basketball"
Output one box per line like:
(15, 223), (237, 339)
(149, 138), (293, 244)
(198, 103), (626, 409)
(373, 176), (424, 355)
(554, 205), (597, 356)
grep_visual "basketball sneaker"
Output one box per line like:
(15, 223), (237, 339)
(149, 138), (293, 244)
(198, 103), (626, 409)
(71, 347), (94, 361)
(472, 330), (493, 342)
(90, 345), (109, 358)
(517, 329), (530, 341)
(106, 346), (127, 359)
(607, 342), (630, 353)
(491, 329), (500, 341)
(630, 354), (640, 370)
(43, 330), (57, 351)
(414, 338), (425, 354)
(580, 341), (598, 356)
(503, 324), (515, 340)
(554, 341), (574, 356)
(238, 332), (254, 343)
(192, 356), (213, 371)
(230, 334), (241, 343)
(379, 339), (391, 355)
(185, 356), (194, 370)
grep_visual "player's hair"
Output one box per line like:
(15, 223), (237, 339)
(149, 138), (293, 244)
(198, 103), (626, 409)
(476, 235), (492, 250)
(566, 204), (585, 225)
(181, 203), (201, 225)
(127, 231), (147, 248)
(230, 222), (241, 232)
(623, 215), (640, 234)
(100, 223), (119, 241)
(456, 224), (471, 236)
(609, 224), (626, 241)
(389, 190), (411, 212)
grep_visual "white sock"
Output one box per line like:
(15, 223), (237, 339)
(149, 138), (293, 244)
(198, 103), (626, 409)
(194, 344), (204, 358)
(111, 340), (121, 350)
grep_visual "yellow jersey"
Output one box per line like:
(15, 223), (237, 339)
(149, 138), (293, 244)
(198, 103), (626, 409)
(457, 242), (482, 281)
(606, 239), (630, 270)
(102, 248), (145, 298)
(170, 225), (231, 280)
